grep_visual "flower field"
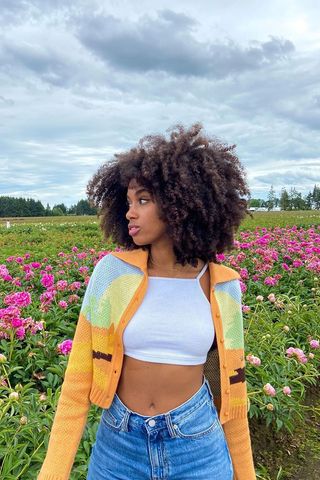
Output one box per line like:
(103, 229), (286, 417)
(0, 211), (319, 479)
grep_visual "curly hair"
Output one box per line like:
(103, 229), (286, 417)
(87, 123), (251, 266)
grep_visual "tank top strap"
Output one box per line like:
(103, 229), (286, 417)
(196, 262), (208, 280)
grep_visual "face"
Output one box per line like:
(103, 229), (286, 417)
(126, 179), (169, 246)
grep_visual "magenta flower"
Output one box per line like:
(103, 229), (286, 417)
(4, 291), (32, 308)
(57, 339), (73, 355)
(77, 252), (87, 260)
(292, 259), (303, 268)
(263, 383), (276, 397)
(309, 339), (319, 349)
(79, 266), (89, 275)
(0, 265), (10, 279)
(69, 281), (81, 291)
(56, 280), (68, 291)
(41, 274), (54, 288)
(264, 277), (278, 286)
(11, 318), (23, 328)
(15, 327), (26, 340)
(31, 262), (41, 269)
(58, 300), (68, 309)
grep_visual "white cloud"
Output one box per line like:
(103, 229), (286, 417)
(0, 0), (319, 207)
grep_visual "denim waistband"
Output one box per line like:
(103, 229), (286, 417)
(108, 374), (215, 435)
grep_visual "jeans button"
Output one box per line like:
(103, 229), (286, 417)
(148, 419), (156, 427)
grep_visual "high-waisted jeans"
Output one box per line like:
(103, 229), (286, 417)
(87, 375), (233, 479)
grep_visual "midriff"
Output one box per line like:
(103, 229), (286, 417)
(116, 262), (211, 416)
(116, 357), (205, 415)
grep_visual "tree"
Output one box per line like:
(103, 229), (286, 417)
(53, 203), (67, 214)
(75, 199), (97, 215)
(312, 185), (320, 209)
(52, 207), (64, 216)
(280, 188), (290, 210)
(249, 198), (262, 207)
(267, 185), (276, 211)
(288, 188), (306, 210)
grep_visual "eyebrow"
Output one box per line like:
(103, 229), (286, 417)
(126, 188), (150, 198)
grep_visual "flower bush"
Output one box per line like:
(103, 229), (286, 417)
(0, 218), (319, 478)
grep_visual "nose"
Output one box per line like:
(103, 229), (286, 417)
(125, 203), (138, 221)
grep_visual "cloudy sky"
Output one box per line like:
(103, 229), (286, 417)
(1, 0), (319, 207)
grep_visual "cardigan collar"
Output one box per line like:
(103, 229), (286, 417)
(111, 248), (240, 287)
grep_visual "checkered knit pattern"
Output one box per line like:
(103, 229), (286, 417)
(38, 248), (256, 480)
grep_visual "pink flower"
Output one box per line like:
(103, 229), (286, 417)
(282, 263), (290, 271)
(240, 268), (249, 279)
(283, 386), (292, 396)
(286, 347), (308, 364)
(69, 281), (82, 291)
(15, 327), (26, 340)
(72, 246), (78, 252)
(246, 354), (261, 366)
(56, 280), (68, 291)
(263, 383), (276, 397)
(40, 290), (55, 304)
(79, 266), (89, 275)
(77, 252), (87, 260)
(57, 339), (73, 355)
(264, 277), (278, 287)
(68, 294), (80, 304)
(0, 265), (10, 279)
(24, 272), (35, 281)
(58, 300), (68, 309)
(4, 291), (32, 308)
(11, 318), (23, 328)
(293, 259), (303, 268)
(242, 305), (251, 313)
(40, 274), (54, 288)
(267, 293), (276, 303)
(309, 339), (319, 349)
(31, 262), (41, 269)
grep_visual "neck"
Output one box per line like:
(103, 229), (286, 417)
(148, 243), (202, 272)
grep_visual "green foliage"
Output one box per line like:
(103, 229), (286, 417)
(0, 214), (319, 478)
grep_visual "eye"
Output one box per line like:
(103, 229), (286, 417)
(126, 198), (149, 206)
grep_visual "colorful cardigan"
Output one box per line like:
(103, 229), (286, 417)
(38, 248), (256, 480)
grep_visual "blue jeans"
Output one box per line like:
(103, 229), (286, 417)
(87, 375), (233, 479)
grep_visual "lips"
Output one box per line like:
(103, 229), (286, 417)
(128, 226), (140, 236)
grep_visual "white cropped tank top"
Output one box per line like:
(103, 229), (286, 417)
(123, 262), (215, 365)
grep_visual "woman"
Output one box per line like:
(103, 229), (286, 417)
(38, 124), (256, 479)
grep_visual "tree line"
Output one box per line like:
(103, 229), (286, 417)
(0, 184), (319, 217)
(0, 197), (97, 217)
(249, 185), (320, 211)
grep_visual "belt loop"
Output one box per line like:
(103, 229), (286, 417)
(120, 409), (130, 432)
(204, 375), (214, 402)
(165, 413), (177, 438)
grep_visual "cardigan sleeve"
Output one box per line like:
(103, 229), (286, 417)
(37, 272), (95, 480)
(223, 415), (256, 480)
